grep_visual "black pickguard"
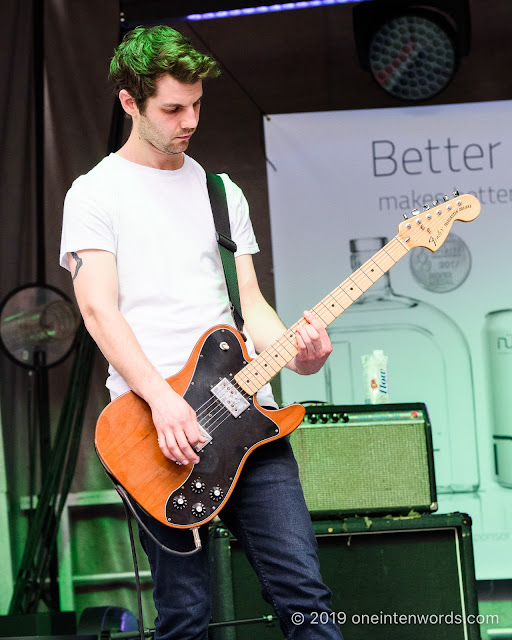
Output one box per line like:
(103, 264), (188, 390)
(165, 327), (279, 527)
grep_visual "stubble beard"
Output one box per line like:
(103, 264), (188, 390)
(138, 116), (192, 156)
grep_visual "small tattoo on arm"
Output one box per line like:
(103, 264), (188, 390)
(71, 252), (83, 280)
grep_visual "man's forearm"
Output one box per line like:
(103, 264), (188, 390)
(241, 295), (288, 352)
(241, 296), (301, 371)
(82, 306), (169, 403)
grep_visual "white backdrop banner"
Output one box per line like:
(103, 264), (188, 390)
(264, 100), (512, 580)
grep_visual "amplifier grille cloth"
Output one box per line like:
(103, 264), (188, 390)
(290, 421), (431, 511)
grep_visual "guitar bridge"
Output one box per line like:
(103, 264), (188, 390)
(194, 424), (213, 453)
(211, 378), (250, 418)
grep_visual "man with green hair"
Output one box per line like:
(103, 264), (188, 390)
(60, 25), (342, 640)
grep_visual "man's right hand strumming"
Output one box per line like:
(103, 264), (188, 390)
(148, 383), (206, 465)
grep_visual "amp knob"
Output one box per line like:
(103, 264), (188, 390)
(191, 478), (206, 493)
(172, 494), (187, 510)
(191, 502), (206, 518)
(209, 486), (224, 502)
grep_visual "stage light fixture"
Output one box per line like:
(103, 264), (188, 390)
(119, 0), (371, 27)
(185, 1), (372, 21)
(353, 0), (471, 101)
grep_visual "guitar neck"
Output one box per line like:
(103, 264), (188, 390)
(234, 235), (409, 395)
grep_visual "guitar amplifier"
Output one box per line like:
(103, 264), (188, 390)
(288, 402), (437, 517)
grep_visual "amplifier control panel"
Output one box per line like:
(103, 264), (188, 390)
(301, 403), (429, 427)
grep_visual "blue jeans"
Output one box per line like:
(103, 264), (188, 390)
(137, 437), (343, 640)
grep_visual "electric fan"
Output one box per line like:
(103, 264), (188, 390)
(0, 284), (80, 369)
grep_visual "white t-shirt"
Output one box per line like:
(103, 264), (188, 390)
(60, 153), (276, 407)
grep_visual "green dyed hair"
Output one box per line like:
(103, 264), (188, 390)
(109, 25), (220, 111)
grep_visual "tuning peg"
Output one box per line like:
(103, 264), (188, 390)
(443, 195), (449, 201)
(453, 190), (459, 197)
(411, 208), (420, 215)
(423, 204), (430, 210)
(432, 200), (439, 206)
(403, 213), (408, 220)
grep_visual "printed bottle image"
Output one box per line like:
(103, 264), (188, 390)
(361, 349), (389, 404)
(324, 237), (479, 493)
(485, 309), (512, 488)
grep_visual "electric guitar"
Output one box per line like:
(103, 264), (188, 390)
(95, 192), (481, 529)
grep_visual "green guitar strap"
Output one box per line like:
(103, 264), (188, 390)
(206, 172), (245, 334)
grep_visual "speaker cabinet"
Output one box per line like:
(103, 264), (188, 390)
(210, 513), (480, 640)
(0, 612), (78, 638)
(289, 403), (437, 517)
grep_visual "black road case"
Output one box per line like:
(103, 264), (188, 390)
(210, 512), (480, 640)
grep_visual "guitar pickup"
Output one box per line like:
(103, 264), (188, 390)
(211, 378), (250, 418)
(194, 423), (213, 453)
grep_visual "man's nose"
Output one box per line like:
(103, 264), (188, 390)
(180, 105), (198, 130)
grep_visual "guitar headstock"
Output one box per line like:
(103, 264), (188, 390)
(397, 192), (481, 252)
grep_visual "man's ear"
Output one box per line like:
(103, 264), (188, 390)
(118, 89), (138, 117)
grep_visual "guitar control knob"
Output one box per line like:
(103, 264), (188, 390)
(172, 494), (187, 510)
(191, 478), (206, 493)
(209, 486), (224, 502)
(191, 502), (206, 518)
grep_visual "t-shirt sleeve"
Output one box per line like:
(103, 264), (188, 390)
(59, 178), (117, 271)
(220, 174), (260, 258)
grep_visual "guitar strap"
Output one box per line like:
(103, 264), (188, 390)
(206, 172), (245, 334)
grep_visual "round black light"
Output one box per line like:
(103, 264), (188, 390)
(368, 11), (458, 101)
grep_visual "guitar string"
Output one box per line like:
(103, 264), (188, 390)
(159, 380), (252, 461)
(196, 380), (253, 427)
(195, 384), (272, 443)
(197, 399), (230, 433)
(191, 375), (252, 420)
(188, 392), (240, 443)
(197, 386), (248, 431)
(165, 373), (260, 455)
(181, 386), (253, 449)
(198, 409), (231, 439)
(194, 387), (241, 425)
(191, 389), (232, 425)
(193, 379), (252, 427)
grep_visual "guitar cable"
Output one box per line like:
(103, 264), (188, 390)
(115, 483), (203, 556)
(116, 484), (203, 640)
(121, 498), (146, 640)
